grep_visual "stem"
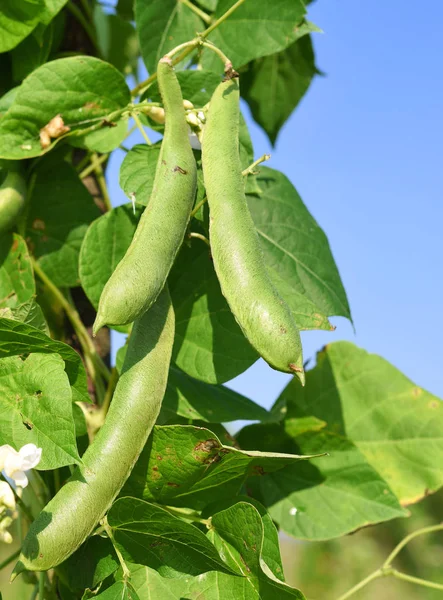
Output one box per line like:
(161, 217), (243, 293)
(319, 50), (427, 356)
(163, 505), (210, 526)
(165, 40), (230, 66)
(132, 113), (152, 145)
(79, 0), (93, 19)
(66, 2), (101, 56)
(0, 548), (20, 571)
(189, 232), (210, 246)
(91, 153), (112, 211)
(103, 519), (131, 581)
(190, 196), (207, 218)
(39, 571), (45, 599)
(75, 151), (92, 174)
(180, 0), (212, 24)
(32, 259), (111, 387)
(131, 0), (247, 97)
(79, 153), (108, 180)
(336, 570), (383, 600)
(391, 569), (443, 591)
(383, 523), (443, 567)
(0, 475), (34, 522)
(242, 153), (271, 176)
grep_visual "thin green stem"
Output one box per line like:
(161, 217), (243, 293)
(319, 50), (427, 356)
(67, 2), (101, 56)
(91, 153), (112, 211)
(180, 0), (212, 24)
(132, 114), (152, 145)
(190, 196), (207, 218)
(31, 584), (39, 600)
(383, 523), (443, 567)
(75, 151), (92, 174)
(39, 571), (45, 599)
(189, 232), (210, 246)
(336, 570), (383, 600)
(79, 0), (93, 19)
(0, 475), (33, 522)
(131, 0), (247, 97)
(79, 153), (108, 180)
(103, 519), (131, 581)
(0, 548), (20, 571)
(163, 505), (210, 526)
(242, 153), (271, 176)
(391, 569), (443, 591)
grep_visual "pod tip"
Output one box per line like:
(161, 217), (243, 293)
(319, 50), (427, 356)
(92, 313), (105, 337)
(10, 559), (25, 582)
(289, 363), (305, 386)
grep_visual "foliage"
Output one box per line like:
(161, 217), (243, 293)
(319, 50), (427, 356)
(0, 1), (441, 599)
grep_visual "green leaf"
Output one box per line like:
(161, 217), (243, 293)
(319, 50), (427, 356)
(248, 167), (351, 329)
(202, 0), (306, 72)
(0, 353), (80, 469)
(279, 341), (443, 506)
(241, 34), (319, 145)
(116, 0), (134, 21)
(0, 1), (44, 53)
(0, 56), (130, 159)
(161, 366), (269, 423)
(10, 22), (53, 82)
(71, 118), (128, 154)
(0, 233), (35, 309)
(5, 299), (49, 333)
(122, 424), (316, 510)
(92, 580), (140, 600)
(57, 537), (118, 592)
(108, 497), (237, 578)
(198, 0), (218, 10)
(169, 237), (258, 383)
(27, 160), (100, 288)
(135, 0), (203, 75)
(238, 425), (406, 541)
(94, 8), (139, 75)
(39, 0), (69, 25)
(0, 87), (19, 119)
(0, 317), (89, 403)
(119, 144), (161, 206)
(79, 204), (142, 310)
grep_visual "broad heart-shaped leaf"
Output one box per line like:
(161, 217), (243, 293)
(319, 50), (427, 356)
(27, 159), (100, 287)
(121, 425), (316, 510)
(56, 537), (118, 593)
(248, 168), (351, 330)
(0, 317), (89, 404)
(79, 204), (143, 310)
(169, 238), (258, 383)
(119, 144), (161, 206)
(90, 580), (140, 600)
(241, 32), (319, 145)
(277, 341), (443, 506)
(135, 0), (203, 75)
(0, 1), (44, 53)
(0, 56), (130, 159)
(0, 353), (80, 469)
(202, 0), (306, 72)
(161, 366), (269, 423)
(108, 497), (237, 578)
(0, 233), (35, 308)
(128, 502), (305, 599)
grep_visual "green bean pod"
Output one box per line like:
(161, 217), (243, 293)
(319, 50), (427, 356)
(0, 171), (26, 234)
(201, 77), (304, 382)
(93, 58), (197, 333)
(13, 286), (175, 575)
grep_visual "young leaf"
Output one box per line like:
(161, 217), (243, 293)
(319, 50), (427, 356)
(108, 497), (237, 578)
(202, 0), (306, 72)
(278, 341), (443, 506)
(121, 425), (317, 510)
(27, 160), (100, 288)
(241, 33), (319, 145)
(0, 353), (81, 469)
(135, 0), (203, 75)
(0, 56), (130, 159)
(248, 167), (351, 329)
(0, 317), (89, 404)
(0, 233), (35, 309)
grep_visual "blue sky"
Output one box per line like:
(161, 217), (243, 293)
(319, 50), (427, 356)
(107, 0), (443, 411)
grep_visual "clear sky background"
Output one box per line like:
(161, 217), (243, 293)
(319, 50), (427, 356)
(107, 0), (443, 413)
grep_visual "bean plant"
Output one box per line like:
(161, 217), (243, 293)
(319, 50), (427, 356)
(0, 1), (442, 599)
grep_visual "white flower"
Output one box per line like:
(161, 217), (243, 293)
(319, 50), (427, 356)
(0, 444), (42, 488)
(0, 481), (15, 510)
(188, 132), (202, 151)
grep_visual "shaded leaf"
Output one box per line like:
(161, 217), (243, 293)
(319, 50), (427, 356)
(0, 317), (89, 403)
(0, 233), (35, 309)
(5, 299), (49, 333)
(27, 160), (100, 287)
(0, 1), (44, 53)
(119, 144), (161, 206)
(92, 580), (140, 600)
(94, 8), (139, 75)
(10, 22), (53, 82)
(0, 353), (80, 469)
(108, 497), (237, 578)
(248, 168), (351, 329)
(0, 56), (130, 159)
